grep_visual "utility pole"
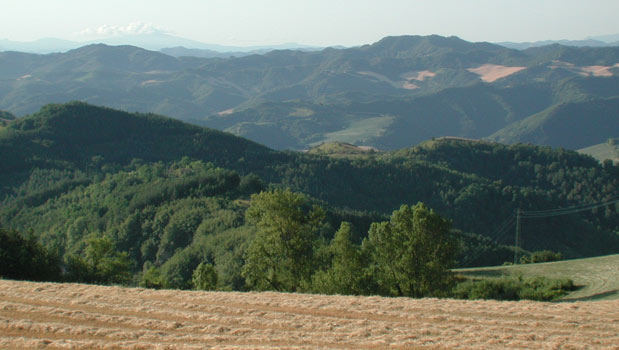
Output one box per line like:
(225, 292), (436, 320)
(513, 208), (521, 264)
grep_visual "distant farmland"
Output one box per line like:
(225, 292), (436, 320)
(1, 280), (618, 349)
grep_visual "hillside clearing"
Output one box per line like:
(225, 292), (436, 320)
(1, 279), (618, 349)
(467, 64), (526, 82)
(578, 142), (619, 164)
(312, 115), (395, 146)
(456, 254), (619, 301)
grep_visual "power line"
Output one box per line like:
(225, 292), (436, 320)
(512, 196), (618, 264)
(461, 226), (514, 266)
(520, 196), (619, 218)
(514, 208), (521, 264)
(463, 196), (618, 267)
(522, 195), (619, 214)
(460, 215), (515, 266)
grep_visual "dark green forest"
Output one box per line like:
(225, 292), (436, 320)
(1, 102), (617, 300)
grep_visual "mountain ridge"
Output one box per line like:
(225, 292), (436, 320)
(0, 102), (274, 177)
(1, 35), (617, 151)
(0, 33), (320, 54)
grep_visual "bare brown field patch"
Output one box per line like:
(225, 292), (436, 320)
(467, 64), (526, 82)
(549, 61), (619, 78)
(1, 280), (618, 349)
(580, 65), (615, 77)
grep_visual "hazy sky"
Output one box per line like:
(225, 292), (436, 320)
(2, 0), (619, 46)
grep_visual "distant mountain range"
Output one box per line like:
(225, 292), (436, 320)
(0, 33), (321, 54)
(1, 34), (617, 151)
(496, 34), (619, 50)
(497, 39), (619, 50)
(2, 32), (617, 55)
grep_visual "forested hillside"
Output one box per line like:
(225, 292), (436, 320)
(487, 97), (619, 149)
(1, 103), (617, 292)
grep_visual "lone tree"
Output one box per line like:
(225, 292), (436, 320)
(242, 189), (325, 292)
(364, 203), (457, 298)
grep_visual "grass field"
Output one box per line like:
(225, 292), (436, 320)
(1, 279), (618, 349)
(578, 142), (618, 164)
(313, 115), (395, 147)
(455, 254), (619, 301)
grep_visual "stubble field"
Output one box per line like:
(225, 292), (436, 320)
(1, 279), (618, 349)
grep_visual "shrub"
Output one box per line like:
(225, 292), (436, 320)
(192, 262), (218, 291)
(452, 275), (575, 301)
(520, 250), (563, 264)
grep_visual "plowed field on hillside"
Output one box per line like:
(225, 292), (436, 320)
(1, 280), (618, 349)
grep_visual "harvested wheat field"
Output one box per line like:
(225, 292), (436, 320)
(1, 280), (618, 350)
(467, 64), (526, 82)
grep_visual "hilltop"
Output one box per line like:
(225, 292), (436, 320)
(0, 101), (274, 176)
(307, 142), (380, 157)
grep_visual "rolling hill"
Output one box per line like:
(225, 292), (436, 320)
(487, 97), (619, 149)
(1, 35), (618, 151)
(0, 102), (274, 176)
(0, 102), (617, 289)
(202, 77), (619, 150)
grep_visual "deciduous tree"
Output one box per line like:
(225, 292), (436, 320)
(242, 189), (325, 292)
(365, 203), (457, 297)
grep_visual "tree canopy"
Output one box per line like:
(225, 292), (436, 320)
(365, 203), (457, 297)
(242, 189), (326, 292)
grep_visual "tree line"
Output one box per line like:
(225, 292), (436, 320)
(1, 187), (575, 301)
(0, 188), (460, 298)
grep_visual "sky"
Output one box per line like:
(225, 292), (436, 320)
(1, 0), (619, 46)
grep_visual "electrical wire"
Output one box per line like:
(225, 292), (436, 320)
(460, 215), (515, 266)
(461, 195), (618, 266)
(520, 196), (619, 218)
